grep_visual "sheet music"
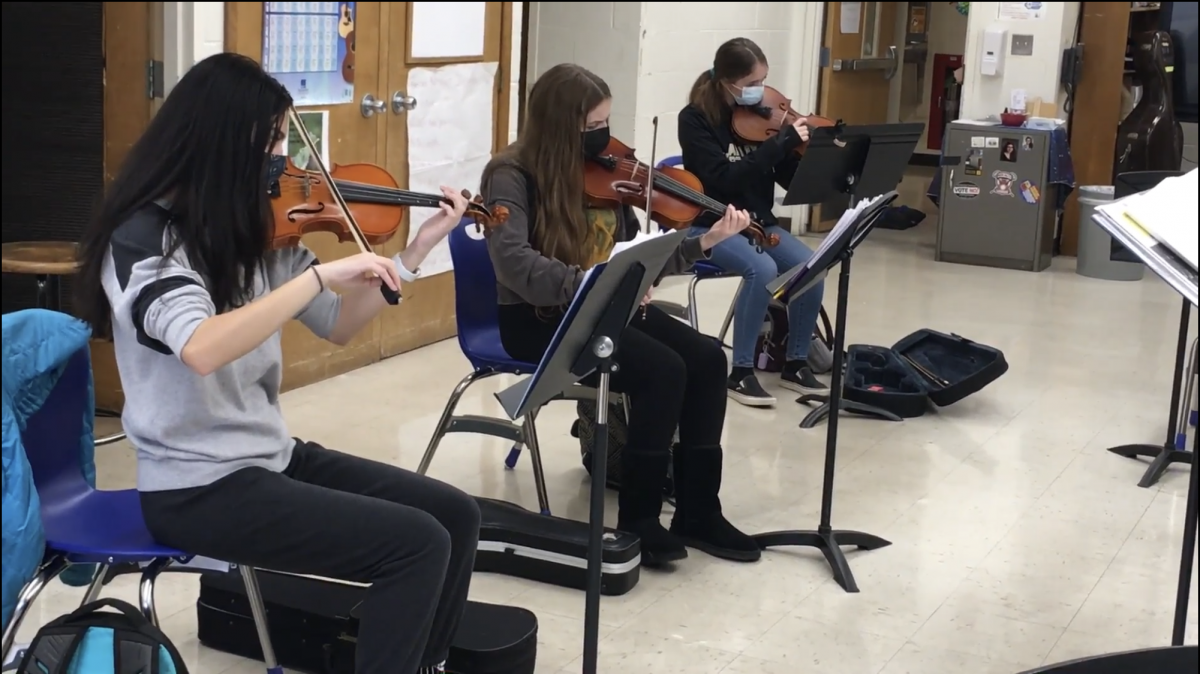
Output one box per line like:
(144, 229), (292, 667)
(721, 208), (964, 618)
(1098, 169), (1198, 269)
(766, 192), (892, 300)
(574, 229), (671, 302)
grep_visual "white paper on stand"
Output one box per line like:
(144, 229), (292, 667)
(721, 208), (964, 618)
(573, 229), (671, 302)
(1099, 169), (1199, 267)
(405, 62), (498, 276)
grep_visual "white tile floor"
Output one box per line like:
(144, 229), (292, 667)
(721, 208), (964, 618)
(11, 183), (1200, 673)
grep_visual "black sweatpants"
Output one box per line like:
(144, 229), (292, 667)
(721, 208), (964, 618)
(498, 302), (729, 460)
(140, 440), (480, 674)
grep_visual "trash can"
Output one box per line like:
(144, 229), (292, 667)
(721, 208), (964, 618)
(1076, 185), (1145, 281)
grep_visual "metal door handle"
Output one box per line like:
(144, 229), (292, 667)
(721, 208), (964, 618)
(831, 45), (900, 80)
(361, 94), (387, 118)
(392, 91), (418, 114)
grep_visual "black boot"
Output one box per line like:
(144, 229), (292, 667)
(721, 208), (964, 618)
(670, 445), (761, 562)
(618, 451), (688, 566)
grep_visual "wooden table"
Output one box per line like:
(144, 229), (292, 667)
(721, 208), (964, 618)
(2, 241), (126, 445)
(1, 241), (79, 311)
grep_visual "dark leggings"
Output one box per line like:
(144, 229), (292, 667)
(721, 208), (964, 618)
(140, 440), (480, 674)
(498, 302), (729, 455)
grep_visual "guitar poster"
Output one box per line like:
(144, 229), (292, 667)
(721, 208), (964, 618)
(262, 2), (356, 106)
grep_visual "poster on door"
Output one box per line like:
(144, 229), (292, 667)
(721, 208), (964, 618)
(262, 2), (356, 106)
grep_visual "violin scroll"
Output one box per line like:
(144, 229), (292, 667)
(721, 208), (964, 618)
(459, 189), (510, 232)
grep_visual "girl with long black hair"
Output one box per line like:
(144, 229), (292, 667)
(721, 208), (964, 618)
(75, 53), (476, 674)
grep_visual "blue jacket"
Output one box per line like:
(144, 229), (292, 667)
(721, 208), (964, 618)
(2, 309), (98, 630)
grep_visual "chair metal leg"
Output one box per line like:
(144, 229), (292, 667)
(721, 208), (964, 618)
(137, 558), (172, 627)
(687, 275), (703, 330)
(238, 566), (283, 673)
(1, 556), (69, 662)
(79, 563), (110, 606)
(418, 370), (497, 475)
(717, 279), (743, 345)
(522, 409), (552, 515)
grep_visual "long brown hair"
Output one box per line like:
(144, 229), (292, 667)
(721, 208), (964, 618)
(688, 38), (767, 127)
(484, 63), (610, 268)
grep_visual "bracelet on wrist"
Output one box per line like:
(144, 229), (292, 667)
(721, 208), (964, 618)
(310, 265), (325, 292)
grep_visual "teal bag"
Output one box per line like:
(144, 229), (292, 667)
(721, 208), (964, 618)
(16, 598), (187, 674)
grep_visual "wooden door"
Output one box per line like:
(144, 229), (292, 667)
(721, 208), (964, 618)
(813, 1), (899, 230)
(376, 2), (511, 358)
(226, 2), (513, 389)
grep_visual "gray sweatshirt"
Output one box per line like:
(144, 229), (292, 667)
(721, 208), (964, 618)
(481, 162), (709, 307)
(102, 204), (342, 492)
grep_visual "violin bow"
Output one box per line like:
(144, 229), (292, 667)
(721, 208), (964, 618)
(642, 116), (659, 236)
(286, 107), (401, 305)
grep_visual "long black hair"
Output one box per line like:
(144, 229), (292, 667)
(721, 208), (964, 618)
(76, 52), (293, 337)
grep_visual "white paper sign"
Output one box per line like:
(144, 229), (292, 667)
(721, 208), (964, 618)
(998, 2), (1045, 20)
(840, 2), (862, 34)
(411, 2), (486, 59)
(406, 62), (498, 276)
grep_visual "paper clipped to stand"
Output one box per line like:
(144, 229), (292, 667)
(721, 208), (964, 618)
(1098, 168), (1198, 268)
(771, 193), (891, 301)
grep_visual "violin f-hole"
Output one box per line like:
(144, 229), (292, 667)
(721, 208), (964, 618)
(611, 180), (644, 199)
(285, 203), (328, 222)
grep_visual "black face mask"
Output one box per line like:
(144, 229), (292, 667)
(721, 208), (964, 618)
(582, 127), (610, 158)
(265, 153), (288, 186)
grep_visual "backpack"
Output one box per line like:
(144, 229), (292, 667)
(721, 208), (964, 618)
(753, 304), (835, 374)
(15, 598), (188, 674)
(571, 401), (675, 502)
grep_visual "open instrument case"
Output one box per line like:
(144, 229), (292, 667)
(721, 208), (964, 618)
(842, 329), (1009, 419)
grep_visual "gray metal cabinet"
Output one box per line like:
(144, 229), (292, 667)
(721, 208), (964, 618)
(935, 122), (1058, 272)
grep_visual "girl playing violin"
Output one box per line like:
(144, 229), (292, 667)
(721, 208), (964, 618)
(75, 53), (476, 674)
(481, 63), (762, 566)
(678, 37), (830, 408)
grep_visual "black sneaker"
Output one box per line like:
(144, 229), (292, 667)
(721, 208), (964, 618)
(727, 374), (776, 407)
(780, 366), (829, 395)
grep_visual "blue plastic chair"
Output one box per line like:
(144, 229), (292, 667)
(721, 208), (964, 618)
(0, 348), (283, 673)
(416, 219), (554, 514)
(417, 219), (627, 516)
(654, 155), (741, 345)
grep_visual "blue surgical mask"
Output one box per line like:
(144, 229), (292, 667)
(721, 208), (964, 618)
(733, 84), (764, 106)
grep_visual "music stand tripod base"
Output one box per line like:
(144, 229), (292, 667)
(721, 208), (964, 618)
(1108, 300), (1197, 488)
(796, 394), (903, 428)
(1108, 444), (1194, 489)
(754, 528), (891, 593)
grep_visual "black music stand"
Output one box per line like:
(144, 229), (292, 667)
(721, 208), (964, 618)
(1173, 425), (1197, 646)
(783, 122), (924, 428)
(1105, 170), (1195, 488)
(495, 230), (686, 674)
(754, 191), (899, 594)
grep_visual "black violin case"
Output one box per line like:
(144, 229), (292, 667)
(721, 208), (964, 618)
(842, 329), (1009, 418)
(198, 569), (538, 674)
(474, 497), (641, 596)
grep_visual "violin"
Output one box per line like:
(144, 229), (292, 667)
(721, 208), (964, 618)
(583, 136), (780, 249)
(273, 108), (509, 303)
(730, 85), (838, 156)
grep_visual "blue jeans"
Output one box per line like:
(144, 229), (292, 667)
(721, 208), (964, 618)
(689, 225), (824, 369)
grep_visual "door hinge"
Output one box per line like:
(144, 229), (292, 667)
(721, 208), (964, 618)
(146, 59), (164, 100)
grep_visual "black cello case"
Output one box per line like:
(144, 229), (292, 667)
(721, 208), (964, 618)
(197, 569), (538, 674)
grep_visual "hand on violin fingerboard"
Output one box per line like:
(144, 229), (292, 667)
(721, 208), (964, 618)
(699, 205), (752, 251)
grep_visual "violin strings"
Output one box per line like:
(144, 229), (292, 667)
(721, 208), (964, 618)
(612, 159), (729, 214)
